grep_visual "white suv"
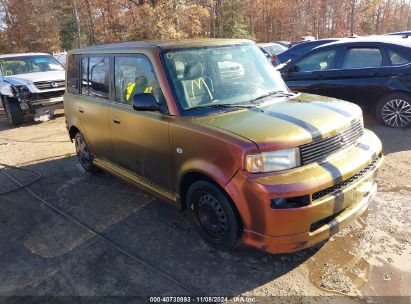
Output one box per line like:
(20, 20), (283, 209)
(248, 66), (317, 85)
(0, 53), (65, 125)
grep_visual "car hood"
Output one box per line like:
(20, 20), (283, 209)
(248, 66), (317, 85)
(194, 93), (363, 151)
(3, 70), (65, 85)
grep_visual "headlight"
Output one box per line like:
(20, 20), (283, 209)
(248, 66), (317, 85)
(10, 85), (17, 96)
(245, 148), (300, 173)
(15, 85), (31, 98)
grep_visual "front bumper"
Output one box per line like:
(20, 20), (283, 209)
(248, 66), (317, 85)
(225, 129), (383, 254)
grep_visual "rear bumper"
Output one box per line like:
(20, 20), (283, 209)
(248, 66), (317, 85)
(225, 129), (383, 254)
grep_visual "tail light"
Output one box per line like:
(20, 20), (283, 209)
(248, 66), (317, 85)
(271, 56), (278, 62)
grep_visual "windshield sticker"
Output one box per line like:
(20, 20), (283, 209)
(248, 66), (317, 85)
(33, 57), (50, 63)
(191, 77), (213, 100)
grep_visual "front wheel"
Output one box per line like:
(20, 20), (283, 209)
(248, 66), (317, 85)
(74, 132), (99, 173)
(187, 181), (241, 251)
(377, 93), (411, 128)
(3, 97), (22, 126)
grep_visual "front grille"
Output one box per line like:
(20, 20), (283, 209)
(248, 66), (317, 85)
(300, 121), (363, 165)
(34, 90), (64, 100)
(312, 158), (378, 201)
(34, 81), (65, 90)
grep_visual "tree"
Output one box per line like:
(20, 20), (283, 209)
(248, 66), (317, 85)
(220, 0), (254, 39)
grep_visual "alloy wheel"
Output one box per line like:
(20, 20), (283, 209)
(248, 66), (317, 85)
(75, 135), (92, 168)
(381, 99), (411, 128)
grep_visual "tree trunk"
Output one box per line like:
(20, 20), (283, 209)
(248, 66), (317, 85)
(84, 0), (96, 44)
(350, 0), (356, 36)
(71, 0), (82, 48)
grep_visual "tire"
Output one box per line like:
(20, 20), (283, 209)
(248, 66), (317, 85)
(3, 97), (22, 126)
(186, 180), (241, 251)
(377, 93), (411, 128)
(74, 132), (99, 173)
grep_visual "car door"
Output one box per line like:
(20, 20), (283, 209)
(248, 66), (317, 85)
(322, 45), (392, 106)
(109, 55), (174, 191)
(281, 47), (340, 95)
(74, 55), (115, 161)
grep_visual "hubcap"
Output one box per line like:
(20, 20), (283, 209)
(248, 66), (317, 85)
(381, 99), (411, 128)
(75, 136), (92, 168)
(195, 193), (228, 241)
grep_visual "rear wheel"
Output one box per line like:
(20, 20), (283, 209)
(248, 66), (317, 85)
(3, 97), (22, 126)
(377, 93), (411, 128)
(74, 132), (99, 173)
(187, 180), (241, 251)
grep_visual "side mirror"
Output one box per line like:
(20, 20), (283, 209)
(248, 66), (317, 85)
(287, 64), (299, 73)
(132, 93), (160, 112)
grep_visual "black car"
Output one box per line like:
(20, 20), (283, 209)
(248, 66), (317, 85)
(277, 39), (339, 63)
(280, 36), (411, 128)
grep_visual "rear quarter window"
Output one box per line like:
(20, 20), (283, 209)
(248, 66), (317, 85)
(388, 49), (410, 65)
(67, 54), (79, 94)
(342, 48), (383, 69)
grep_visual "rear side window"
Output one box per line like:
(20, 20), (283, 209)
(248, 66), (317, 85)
(388, 49), (410, 65)
(296, 49), (337, 72)
(342, 48), (382, 69)
(88, 57), (109, 99)
(67, 54), (79, 94)
(80, 56), (110, 99)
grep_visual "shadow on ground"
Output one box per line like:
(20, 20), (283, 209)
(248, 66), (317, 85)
(364, 114), (411, 154)
(0, 156), (321, 296)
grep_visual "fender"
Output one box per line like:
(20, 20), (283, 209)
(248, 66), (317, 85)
(177, 158), (239, 195)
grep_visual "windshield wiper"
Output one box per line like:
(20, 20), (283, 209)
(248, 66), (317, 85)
(249, 90), (295, 104)
(188, 103), (256, 111)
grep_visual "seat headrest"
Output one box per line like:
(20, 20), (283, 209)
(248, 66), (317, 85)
(184, 62), (203, 79)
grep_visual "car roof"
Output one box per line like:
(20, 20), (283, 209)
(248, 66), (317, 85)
(319, 35), (411, 48)
(0, 52), (51, 59)
(388, 31), (411, 36)
(69, 39), (253, 54)
(258, 42), (283, 47)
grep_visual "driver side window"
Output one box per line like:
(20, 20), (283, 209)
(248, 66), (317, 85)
(296, 49), (337, 72)
(114, 56), (161, 104)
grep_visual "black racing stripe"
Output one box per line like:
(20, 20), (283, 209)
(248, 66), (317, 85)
(328, 220), (340, 237)
(262, 110), (323, 141)
(319, 162), (343, 185)
(332, 190), (345, 214)
(357, 143), (377, 160)
(309, 102), (353, 118)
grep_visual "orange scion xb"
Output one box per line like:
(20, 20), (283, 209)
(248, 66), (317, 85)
(64, 39), (383, 254)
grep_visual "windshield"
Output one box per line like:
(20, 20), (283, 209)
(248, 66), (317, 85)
(0, 55), (64, 76)
(162, 43), (289, 114)
(262, 44), (287, 55)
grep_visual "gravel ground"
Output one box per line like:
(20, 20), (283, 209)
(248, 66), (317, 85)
(0, 109), (410, 302)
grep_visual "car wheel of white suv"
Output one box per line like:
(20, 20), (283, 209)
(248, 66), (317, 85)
(3, 97), (23, 126)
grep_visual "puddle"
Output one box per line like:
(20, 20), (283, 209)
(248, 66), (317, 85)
(379, 185), (411, 193)
(306, 213), (410, 296)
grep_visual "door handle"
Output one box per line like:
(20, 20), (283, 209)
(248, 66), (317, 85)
(112, 118), (121, 124)
(78, 107), (84, 113)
